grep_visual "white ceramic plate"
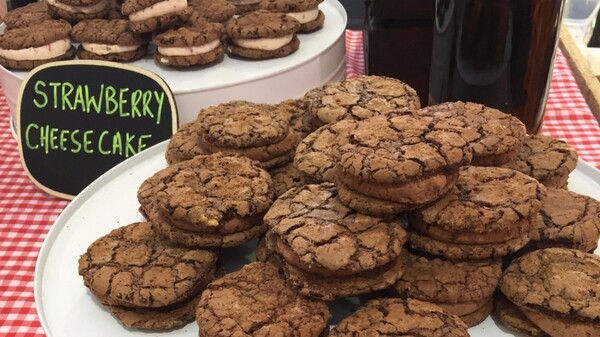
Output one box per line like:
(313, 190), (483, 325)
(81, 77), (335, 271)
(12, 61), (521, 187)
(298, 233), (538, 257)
(34, 141), (600, 337)
(0, 0), (347, 127)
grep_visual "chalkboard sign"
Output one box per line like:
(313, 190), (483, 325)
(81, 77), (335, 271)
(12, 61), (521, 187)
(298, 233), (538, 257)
(17, 60), (178, 200)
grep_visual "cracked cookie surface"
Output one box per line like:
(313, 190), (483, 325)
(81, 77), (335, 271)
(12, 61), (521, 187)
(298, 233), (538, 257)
(303, 75), (421, 125)
(263, 183), (407, 276)
(165, 121), (207, 164)
(500, 248), (600, 322)
(392, 249), (502, 305)
(502, 134), (578, 188)
(532, 188), (600, 252)
(138, 153), (273, 234)
(334, 114), (472, 184)
(78, 221), (218, 308)
(329, 298), (470, 337)
(410, 166), (546, 244)
(294, 120), (358, 183)
(417, 101), (526, 166)
(196, 261), (331, 337)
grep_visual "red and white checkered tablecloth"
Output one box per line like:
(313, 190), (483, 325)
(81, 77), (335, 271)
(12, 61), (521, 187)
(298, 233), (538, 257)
(1, 30), (600, 337)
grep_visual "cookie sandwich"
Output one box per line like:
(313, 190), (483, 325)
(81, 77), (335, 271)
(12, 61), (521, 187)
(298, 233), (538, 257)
(0, 20), (75, 70)
(71, 19), (149, 62)
(137, 152), (274, 248)
(47, 0), (110, 22)
(225, 10), (301, 59)
(329, 298), (470, 337)
(502, 134), (578, 189)
(263, 183), (408, 300)
(391, 249), (502, 327)
(153, 21), (225, 67)
(499, 248), (600, 337)
(78, 221), (219, 330)
(332, 113), (473, 216)
(196, 262), (331, 337)
(121, 0), (193, 33)
(416, 101), (527, 166)
(303, 75), (421, 126)
(187, 0), (236, 24)
(165, 121), (207, 164)
(408, 166), (547, 260)
(194, 100), (300, 169)
(2, 2), (52, 30)
(259, 0), (325, 33)
(226, 0), (261, 14)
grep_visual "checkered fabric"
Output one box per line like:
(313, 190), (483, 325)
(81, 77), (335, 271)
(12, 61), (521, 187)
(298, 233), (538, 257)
(1, 30), (599, 337)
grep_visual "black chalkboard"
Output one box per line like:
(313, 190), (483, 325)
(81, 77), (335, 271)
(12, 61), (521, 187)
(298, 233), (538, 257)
(17, 60), (178, 200)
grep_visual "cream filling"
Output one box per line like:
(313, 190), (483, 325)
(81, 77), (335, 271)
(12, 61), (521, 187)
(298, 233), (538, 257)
(0, 38), (71, 61)
(232, 34), (293, 51)
(158, 39), (220, 56)
(129, 0), (187, 22)
(286, 8), (319, 24)
(81, 42), (142, 55)
(47, 0), (108, 14)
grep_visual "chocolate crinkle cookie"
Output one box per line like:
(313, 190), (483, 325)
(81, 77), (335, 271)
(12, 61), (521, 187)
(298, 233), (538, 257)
(416, 101), (527, 166)
(303, 75), (421, 125)
(502, 134), (578, 189)
(78, 221), (219, 330)
(329, 298), (470, 337)
(499, 248), (600, 337)
(137, 152), (273, 248)
(196, 261), (331, 337)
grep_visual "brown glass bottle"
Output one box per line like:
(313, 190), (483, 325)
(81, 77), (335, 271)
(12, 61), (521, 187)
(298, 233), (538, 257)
(365, 0), (435, 105)
(428, 0), (564, 134)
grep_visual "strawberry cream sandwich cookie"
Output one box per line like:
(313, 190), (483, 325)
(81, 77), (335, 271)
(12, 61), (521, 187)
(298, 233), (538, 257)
(122, 0), (193, 33)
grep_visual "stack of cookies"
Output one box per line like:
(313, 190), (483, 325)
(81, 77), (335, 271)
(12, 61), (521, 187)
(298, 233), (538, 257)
(262, 183), (408, 300)
(398, 165), (547, 325)
(78, 221), (220, 330)
(331, 113), (473, 217)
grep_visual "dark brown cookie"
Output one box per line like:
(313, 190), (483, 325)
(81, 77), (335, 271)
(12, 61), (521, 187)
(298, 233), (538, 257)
(3, 2), (52, 30)
(335, 176), (410, 216)
(333, 114), (472, 213)
(108, 291), (202, 330)
(196, 261), (331, 337)
(280, 252), (406, 300)
(495, 293), (551, 337)
(263, 183), (408, 277)
(187, 0), (236, 23)
(153, 22), (225, 67)
(165, 121), (207, 164)
(530, 188), (600, 252)
(303, 75), (421, 125)
(269, 162), (307, 198)
(151, 210), (269, 248)
(0, 20), (75, 70)
(138, 152), (274, 235)
(225, 10), (301, 59)
(391, 249), (501, 320)
(410, 166), (547, 245)
(122, 0), (192, 33)
(500, 248), (600, 337)
(259, 0), (325, 33)
(226, 0), (261, 14)
(71, 19), (149, 62)
(329, 298), (470, 337)
(78, 221), (218, 308)
(294, 120), (358, 183)
(416, 101), (527, 166)
(502, 134), (579, 189)
(196, 100), (300, 169)
(47, 0), (110, 22)
(276, 98), (319, 139)
(460, 298), (493, 327)
(408, 230), (531, 260)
